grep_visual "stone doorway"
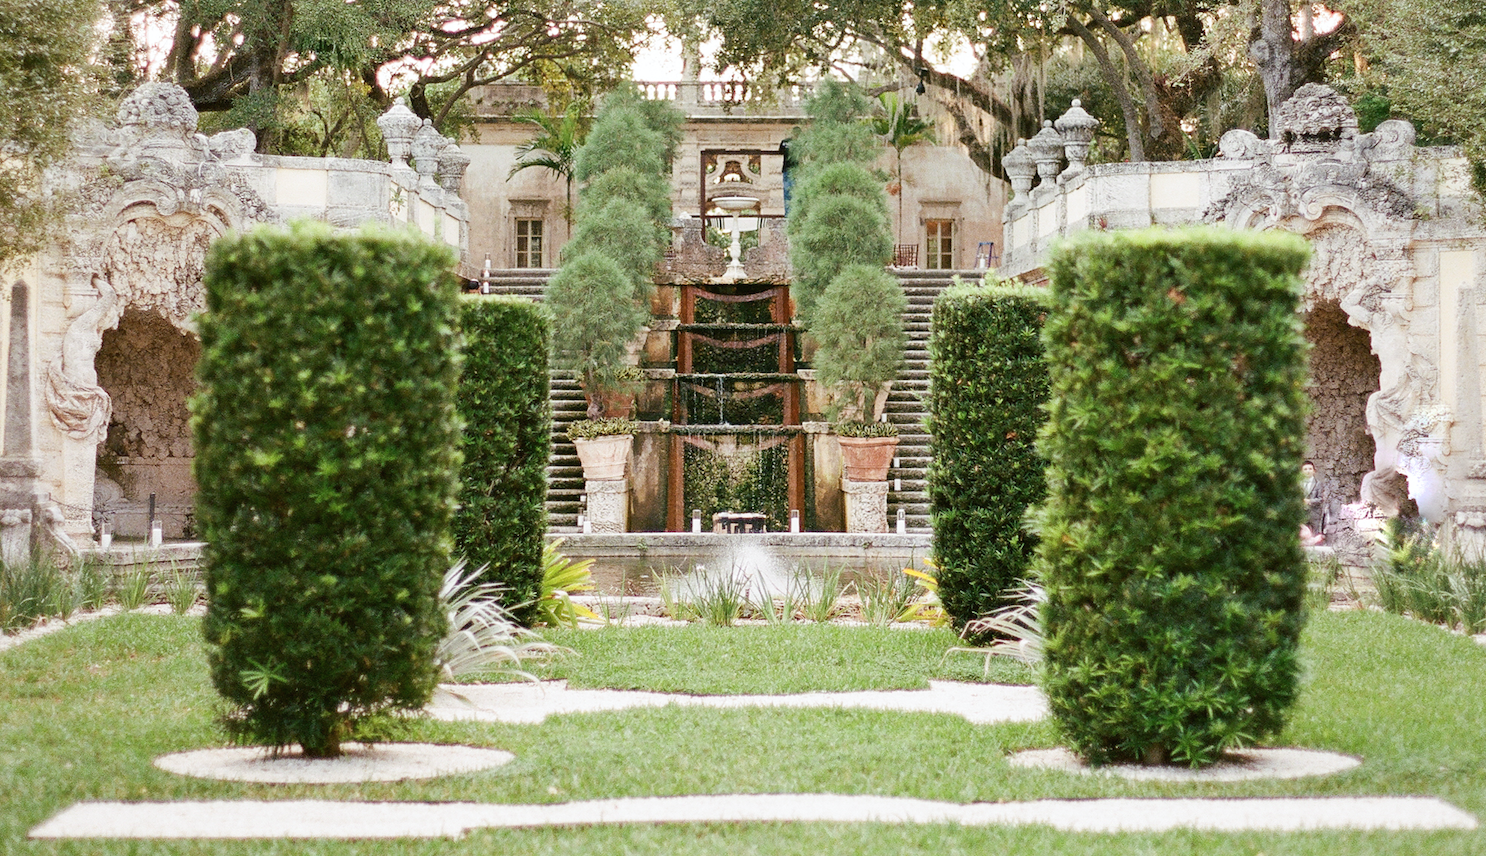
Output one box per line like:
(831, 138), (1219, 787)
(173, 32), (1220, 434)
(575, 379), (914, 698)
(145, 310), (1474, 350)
(1302, 299), (1383, 525)
(94, 309), (200, 538)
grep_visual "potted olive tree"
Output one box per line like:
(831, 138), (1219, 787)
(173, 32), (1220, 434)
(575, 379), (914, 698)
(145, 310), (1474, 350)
(785, 82), (906, 493)
(812, 263), (906, 480)
(542, 86), (680, 501)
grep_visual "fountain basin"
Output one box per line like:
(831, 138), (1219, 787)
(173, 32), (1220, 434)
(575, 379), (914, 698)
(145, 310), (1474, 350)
(545, 532), (933, 596)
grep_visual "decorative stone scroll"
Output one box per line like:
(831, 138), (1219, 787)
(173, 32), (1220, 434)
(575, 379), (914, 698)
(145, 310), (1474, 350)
(1275, 84), (1359, 154)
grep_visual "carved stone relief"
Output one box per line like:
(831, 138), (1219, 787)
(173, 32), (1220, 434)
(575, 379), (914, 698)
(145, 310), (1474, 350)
(1275, 84), (1359, 154)
(103, 216), (216, 331)
(44, 275), (122, 441)
(1304, 224), (1370, 310)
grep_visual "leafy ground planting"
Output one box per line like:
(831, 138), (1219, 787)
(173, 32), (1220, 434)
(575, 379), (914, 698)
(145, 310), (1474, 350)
(2, 611), (1485, 854)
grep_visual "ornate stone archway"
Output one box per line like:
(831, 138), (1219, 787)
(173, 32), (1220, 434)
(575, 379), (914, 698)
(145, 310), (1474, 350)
(43, 83), (274, 537)
(1205, 88), (1432, 510)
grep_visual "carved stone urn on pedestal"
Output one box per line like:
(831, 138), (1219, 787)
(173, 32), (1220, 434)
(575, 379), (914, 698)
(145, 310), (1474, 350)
(573, 435), (630, 481)
(572, 433), (632, 532)
(837, 435), (898, 482)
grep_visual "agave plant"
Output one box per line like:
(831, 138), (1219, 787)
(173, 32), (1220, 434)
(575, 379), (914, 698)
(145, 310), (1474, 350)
(438, 560), (562, 681)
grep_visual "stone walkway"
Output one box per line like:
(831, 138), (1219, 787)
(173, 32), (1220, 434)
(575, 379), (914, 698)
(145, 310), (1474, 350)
(31, 795), (1477, 838)
(426, 679), (1048, 725)
(12, 613), (1484, 840)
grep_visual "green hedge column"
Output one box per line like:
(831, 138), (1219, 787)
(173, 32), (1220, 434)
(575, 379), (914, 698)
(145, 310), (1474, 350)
(194, 222), (461, 758)
(454, 296), (551, 623)
(1036, 227), (1311, 768)
(927, 282), (1048, 628)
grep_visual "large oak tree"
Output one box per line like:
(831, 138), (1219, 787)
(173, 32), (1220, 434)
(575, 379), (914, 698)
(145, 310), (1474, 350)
(125, 0), (650, 154)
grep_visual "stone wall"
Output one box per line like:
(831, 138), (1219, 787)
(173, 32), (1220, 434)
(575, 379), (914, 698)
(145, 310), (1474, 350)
(997, 83), (1486, 555)
(3, 82), (471, 543)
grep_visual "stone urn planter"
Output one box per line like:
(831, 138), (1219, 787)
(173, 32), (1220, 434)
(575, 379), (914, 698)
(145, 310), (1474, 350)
(573, 434), (631, 481)
(837, 435), (899, 482)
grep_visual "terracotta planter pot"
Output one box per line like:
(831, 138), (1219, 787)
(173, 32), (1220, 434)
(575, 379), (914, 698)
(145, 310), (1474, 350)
(837, 435), (899, 482)
(573, 434), (632, 481)
(595, 390), (636, 419)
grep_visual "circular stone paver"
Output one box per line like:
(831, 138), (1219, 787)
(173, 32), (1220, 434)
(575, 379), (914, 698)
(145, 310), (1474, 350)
(1008, 747), (1360, 782)
(154, 743), (514, 784)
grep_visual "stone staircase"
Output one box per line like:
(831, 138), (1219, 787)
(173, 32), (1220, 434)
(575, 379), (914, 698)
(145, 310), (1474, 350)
(476, 271), (585, 529)
(885, 270), (969, 534)
(474, 268), (974, 533)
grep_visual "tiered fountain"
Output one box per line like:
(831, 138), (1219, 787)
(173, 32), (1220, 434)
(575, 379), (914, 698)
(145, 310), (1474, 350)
(666, 194), (805, 531)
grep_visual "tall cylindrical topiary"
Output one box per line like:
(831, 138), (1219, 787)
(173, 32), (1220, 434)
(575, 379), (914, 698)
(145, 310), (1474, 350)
(564, 196), (665, 301)
(1035, 227), (1311, 767)
(547, 86), (680, 423)
(785, 80), (901, 429)
(928, 282), (1049, 628)
(788, 172), (893, 324)
(194, 221), (461, 758)
(454, 296), (551, 624)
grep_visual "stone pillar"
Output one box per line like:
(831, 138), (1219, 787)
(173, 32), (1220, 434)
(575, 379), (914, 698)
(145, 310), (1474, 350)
(0, 504), (31, 567)
(585, 478), (629, 533)
(0, 281), (40, 558)
(842, 478), (889, 533)
(5, 281), (31, 458)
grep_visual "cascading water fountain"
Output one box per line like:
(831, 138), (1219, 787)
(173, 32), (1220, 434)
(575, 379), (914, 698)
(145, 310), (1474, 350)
(668, 279), (804, 532)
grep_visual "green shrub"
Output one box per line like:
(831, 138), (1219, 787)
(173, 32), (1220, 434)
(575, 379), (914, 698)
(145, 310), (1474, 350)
(788, 194), (893, 324)
(1034, 227), (1311, 768)
(564, 196), (664, 300)
(455, 296), (551, 625)
(581, 168), (673, 246)
(833, 420), (898, 438)
(791, 79), (879, 164)
(572, 106), (666, 183)
(928, 282), (1049, 628)
(194, 221), (461, 758)
(810, 264), (905, 421)
(786, 161), (891, 235)
(547, 251), (649, 418)
(548, 86), (677, 419)
(567, 417), (639, 440)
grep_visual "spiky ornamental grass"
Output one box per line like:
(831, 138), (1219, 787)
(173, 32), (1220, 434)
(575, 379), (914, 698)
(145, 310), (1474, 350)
(193, 222), (461, 758)
(1034, 227), (1311, 768)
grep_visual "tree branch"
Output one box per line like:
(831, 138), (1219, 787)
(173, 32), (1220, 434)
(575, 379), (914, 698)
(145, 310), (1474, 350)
(1063, 15), (1146, 161)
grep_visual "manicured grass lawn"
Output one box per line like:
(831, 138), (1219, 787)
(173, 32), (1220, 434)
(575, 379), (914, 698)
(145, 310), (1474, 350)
(2, 610), (1485, 854)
